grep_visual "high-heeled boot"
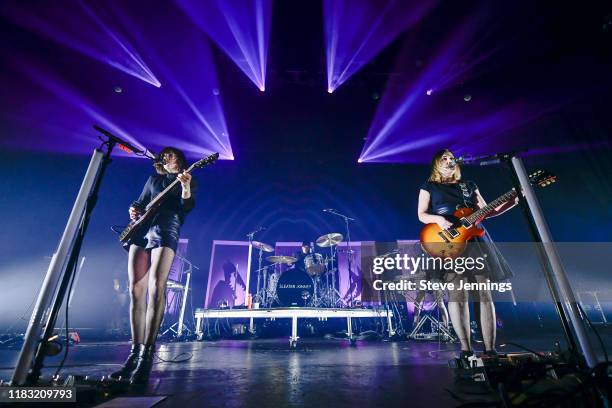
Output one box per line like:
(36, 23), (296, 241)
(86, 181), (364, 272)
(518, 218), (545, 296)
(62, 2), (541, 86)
(130, 344), (155, 384)
(110, 343), (143, 380)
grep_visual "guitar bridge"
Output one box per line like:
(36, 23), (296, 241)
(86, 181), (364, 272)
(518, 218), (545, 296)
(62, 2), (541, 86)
(437, 231), (450, 243)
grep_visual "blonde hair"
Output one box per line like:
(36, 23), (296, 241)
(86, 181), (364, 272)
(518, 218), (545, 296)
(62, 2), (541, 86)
(428, 149), (461, 183)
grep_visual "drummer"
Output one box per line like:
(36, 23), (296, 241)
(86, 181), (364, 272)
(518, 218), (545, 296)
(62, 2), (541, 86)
(293, 241), (313, 273)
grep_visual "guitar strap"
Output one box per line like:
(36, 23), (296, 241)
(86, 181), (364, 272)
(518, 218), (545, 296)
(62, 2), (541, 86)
(458, 182), (472, 208)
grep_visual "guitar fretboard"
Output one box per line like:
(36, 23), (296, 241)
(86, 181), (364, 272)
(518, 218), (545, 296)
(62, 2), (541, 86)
(465, 189), (517, 224)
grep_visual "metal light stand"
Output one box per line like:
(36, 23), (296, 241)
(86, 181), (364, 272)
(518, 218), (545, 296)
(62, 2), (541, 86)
(462, 152), (597, 368)
(12, 134), (122, 385)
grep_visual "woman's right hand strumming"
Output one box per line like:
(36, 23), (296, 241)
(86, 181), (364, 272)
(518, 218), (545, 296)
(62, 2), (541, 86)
(129, 206), (142, 221)
(434, 215), (453, 230)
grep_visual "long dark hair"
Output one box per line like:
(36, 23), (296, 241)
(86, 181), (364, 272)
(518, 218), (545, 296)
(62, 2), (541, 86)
(153, 146), (187, 175)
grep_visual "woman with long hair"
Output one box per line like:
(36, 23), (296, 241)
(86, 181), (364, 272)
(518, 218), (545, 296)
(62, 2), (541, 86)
(111, 146), (196, 383)
(417, 149), (516, 362)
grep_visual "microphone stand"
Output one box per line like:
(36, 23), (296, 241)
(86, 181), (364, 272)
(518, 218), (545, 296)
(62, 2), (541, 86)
(461, 150), (596, 368)
(12, 127), (137, 385)
(325, 210), (356, 307)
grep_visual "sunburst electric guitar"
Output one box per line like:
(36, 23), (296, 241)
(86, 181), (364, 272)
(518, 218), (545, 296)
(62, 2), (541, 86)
(119, 152), (219, 245)
(419, 170), (556, 258)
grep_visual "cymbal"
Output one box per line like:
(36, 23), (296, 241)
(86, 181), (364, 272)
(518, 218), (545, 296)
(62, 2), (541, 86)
(266, 255), (297, 265)
(316, 233), (344, 247)
(252, 241), (274, 253)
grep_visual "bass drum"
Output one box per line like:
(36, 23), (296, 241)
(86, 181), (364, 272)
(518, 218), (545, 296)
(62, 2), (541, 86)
(276, 268), (314, 307)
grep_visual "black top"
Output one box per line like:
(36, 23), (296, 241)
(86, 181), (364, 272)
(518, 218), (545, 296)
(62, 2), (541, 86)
(420, 180), (478, 215)
(292, 250), (311, 272)
(131, 173), (197, 225)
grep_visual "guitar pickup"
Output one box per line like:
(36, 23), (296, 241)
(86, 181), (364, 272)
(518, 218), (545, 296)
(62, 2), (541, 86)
(446, 229), (460, 238)
(460, 218), (472, 228)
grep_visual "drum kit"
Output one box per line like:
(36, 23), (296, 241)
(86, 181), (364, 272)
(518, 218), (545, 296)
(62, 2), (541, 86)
(249, 232), (347, 308)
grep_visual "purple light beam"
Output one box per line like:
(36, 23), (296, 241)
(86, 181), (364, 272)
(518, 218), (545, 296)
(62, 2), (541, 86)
(324, 0), (437, 93)
(359, 13), (553, 163)
(1, 0), (161, 88)
(177, 0), (272, 92)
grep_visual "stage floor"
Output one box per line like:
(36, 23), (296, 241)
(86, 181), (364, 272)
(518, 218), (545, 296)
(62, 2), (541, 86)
(1, 335), (609, 407)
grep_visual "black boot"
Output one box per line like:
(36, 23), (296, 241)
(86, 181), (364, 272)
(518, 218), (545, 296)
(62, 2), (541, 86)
(110, 343), (143, 380)
(483, 349), (499, 361)
(459, 350), (474, 368)
(130, 344), (155, 384)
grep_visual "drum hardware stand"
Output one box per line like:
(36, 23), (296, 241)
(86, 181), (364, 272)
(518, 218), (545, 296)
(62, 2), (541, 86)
(309, 276), (323, 307)
(409, 314), (455, 341)
(161, 255), (198, 339)
(266, 264), (281, 307)
(409, 292), (456, 341)
(245, 227), (264, 306)
(323, 210), (356, 307)
(262, 266), (269, 306)
(320, 249), (342, 307)
(12, 126), (154, 385)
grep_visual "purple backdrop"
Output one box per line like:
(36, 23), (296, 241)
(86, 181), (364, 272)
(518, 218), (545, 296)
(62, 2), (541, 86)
(205, 240), (250, 308)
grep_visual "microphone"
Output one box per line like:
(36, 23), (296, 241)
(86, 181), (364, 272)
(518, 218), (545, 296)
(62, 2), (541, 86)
(93, 125), (158, 161)
(480, 158), (501, 166)
(93, 125), (143, 155)
(245, 226), (266, 238)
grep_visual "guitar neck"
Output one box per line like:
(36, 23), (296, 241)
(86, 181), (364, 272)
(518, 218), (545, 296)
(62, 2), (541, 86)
(465, 189), (517, 224)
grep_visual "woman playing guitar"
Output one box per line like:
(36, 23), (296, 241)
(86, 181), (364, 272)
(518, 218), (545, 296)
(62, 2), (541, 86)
(417, 149), (516, 362)
(111, 147), (197, 383)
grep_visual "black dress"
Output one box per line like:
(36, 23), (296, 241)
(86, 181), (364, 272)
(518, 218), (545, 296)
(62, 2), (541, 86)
(420, 180), (513, 282)
(127, 173), (197, 252)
